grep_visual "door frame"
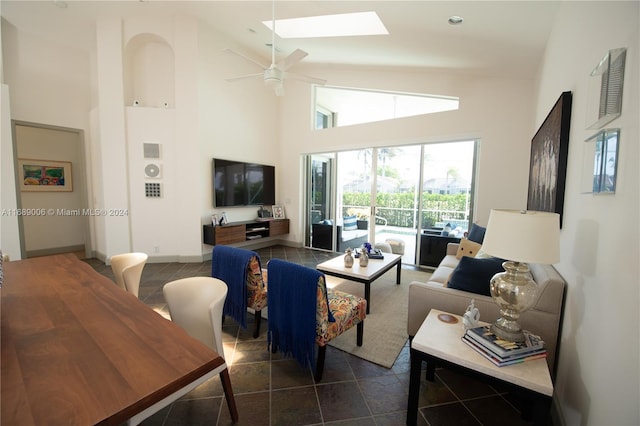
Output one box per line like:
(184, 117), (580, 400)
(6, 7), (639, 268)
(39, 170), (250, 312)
(11, 120), (91, 259)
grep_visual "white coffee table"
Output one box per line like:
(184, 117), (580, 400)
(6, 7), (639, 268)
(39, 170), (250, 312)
(407, 309), (553, 425)
(317, 252), (402, 314)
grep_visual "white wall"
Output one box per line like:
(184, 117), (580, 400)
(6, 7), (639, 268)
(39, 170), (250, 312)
(0, 84), (21, 260)
(197, 23), (279, 253)
(1, 20), (91, 260)
(278, 67), (536, 242)
(536, 2), (639, 425)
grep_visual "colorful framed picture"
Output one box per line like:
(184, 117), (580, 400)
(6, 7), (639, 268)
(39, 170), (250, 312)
(526, 91), (572, 227)
(18, 159), (73, 192)
(272, 205), (285, 220)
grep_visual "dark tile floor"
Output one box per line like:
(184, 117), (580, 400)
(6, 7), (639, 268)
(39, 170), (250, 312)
(85, 245), (537, 426)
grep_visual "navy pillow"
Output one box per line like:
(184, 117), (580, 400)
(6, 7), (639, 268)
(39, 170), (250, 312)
(467, 223), (487, 244)
(447, 256), (504, 296)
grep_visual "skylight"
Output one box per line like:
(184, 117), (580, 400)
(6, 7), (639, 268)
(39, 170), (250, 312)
(263, 11), (388, 39)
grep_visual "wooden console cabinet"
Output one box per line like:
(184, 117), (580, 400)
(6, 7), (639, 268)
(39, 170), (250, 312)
(203, 219), (289, 245)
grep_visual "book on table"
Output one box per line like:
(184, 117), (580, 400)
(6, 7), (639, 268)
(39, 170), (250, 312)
(462, 335), (547, 367)
(465, 325), (545, 358)
(354, 248), (384, 259)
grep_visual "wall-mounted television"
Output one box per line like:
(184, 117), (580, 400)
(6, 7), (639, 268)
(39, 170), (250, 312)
(213, 158), (276, 207)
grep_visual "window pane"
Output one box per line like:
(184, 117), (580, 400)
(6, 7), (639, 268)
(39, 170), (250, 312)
(315, 86), (459, 128)
(421, 141), (475, 234)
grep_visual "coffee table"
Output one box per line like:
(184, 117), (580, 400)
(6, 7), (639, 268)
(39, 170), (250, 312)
(407, 309), (553, 425)
(317, 252), (401, 314)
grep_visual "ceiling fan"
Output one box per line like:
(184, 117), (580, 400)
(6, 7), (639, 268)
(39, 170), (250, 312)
(223, 1), (326, 96)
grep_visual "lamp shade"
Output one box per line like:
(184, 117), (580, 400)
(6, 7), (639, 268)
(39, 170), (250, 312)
(481, 209), (560, 264)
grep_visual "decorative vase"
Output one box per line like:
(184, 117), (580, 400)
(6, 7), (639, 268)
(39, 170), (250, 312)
(359, 249), (369, 267)
(344, 248), (354, 268)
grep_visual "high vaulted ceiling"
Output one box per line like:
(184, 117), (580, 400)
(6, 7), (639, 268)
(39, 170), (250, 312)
(1, 1), (562, 79)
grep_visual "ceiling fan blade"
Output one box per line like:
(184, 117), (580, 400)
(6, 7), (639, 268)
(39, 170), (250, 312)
(276, 49), (309, 71)
(283, 71), (327, 85)
(222, 48), (268, 70)
(225, 72), (264, 83)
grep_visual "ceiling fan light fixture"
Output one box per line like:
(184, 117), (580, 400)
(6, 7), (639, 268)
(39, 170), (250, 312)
(264, 68), (283, 85)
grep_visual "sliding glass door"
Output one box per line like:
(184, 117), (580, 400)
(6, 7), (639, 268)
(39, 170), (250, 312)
(336, 149), (372, 252)
(372, 146), (422, 263)
(305, 140), (477, 266)
(305, 154), (334, 249)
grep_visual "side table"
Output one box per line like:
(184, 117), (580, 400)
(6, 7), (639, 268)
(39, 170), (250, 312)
(407, 309), (553, 425)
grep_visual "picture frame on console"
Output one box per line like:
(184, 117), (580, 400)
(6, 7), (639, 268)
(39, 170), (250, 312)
(272, 205), (285, 220)
(526, 91), (572, 227)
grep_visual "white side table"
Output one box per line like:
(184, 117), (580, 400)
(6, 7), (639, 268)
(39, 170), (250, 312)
(406, 309), (553, 425)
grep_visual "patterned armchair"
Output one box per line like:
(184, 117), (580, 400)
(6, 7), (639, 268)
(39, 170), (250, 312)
(266, 259), (366, 382)
(212, 246), (268, 338)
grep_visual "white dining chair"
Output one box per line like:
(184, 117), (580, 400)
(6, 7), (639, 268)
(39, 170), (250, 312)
(127, 277), (238, 425)
(110, 252), (148, 298)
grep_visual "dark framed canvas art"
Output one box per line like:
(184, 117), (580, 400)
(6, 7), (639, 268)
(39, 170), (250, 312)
(527, 91), (572, 227)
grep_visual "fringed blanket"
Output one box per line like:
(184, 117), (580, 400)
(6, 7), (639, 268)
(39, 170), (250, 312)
(267, 259), (320, 368)
(211, 245), (258, 328)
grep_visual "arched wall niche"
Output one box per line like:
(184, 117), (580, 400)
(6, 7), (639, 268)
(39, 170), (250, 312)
(124, 33), (175, 108)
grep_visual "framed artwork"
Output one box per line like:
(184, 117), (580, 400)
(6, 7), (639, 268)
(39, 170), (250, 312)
(527, 91), (572, 227)
(18, 159), (73, 192)
(272, 205), (285, 220)
(583, 129), (619, 194)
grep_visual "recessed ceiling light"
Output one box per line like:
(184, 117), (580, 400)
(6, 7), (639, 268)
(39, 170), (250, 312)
(448, 16), (464, 25)
(263, 11), (388, 39)
(53, 1), (68, 8)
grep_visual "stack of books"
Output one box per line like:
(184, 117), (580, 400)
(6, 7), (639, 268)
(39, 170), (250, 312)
(462, 325), (547, 367)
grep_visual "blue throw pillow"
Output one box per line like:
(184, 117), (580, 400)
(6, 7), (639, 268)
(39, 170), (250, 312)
(467, 223), (487, 244)
(343, 215), (357, 231)
(447, 256), (504, 296)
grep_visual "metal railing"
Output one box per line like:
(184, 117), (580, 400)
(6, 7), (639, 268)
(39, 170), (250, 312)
(342, 205), (469, 231)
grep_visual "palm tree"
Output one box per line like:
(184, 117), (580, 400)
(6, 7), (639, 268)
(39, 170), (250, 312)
(445, 167), (460, 194)
(356, 149), (371, 166)
(378, 148), (398, 178)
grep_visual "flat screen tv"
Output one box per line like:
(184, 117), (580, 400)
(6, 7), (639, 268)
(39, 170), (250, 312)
(213, 158), (276, 207)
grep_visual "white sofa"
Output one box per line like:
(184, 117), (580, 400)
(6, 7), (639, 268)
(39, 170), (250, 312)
(407, 242), (566, 378)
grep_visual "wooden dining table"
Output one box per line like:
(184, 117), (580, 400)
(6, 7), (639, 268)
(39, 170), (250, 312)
(1, 254), (238, 425)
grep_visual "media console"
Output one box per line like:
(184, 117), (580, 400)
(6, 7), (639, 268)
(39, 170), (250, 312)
(203, 219), (289, 246)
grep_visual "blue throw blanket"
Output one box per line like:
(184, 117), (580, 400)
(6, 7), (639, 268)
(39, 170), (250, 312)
(211, 246), (257, 329)
(267, 259), (321, 368)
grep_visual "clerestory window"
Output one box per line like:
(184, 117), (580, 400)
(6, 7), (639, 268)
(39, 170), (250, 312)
(314, 86), (459, 129)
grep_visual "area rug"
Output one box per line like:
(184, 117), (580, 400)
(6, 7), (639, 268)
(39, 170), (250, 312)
(325, 267), (432, 368)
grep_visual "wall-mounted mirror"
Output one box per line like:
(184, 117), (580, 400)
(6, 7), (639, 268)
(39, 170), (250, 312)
(586, 48), (626, 129)
(582, 129), (619, 194)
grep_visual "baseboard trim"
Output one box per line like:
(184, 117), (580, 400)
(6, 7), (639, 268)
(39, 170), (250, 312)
(26, 245), (85, 258)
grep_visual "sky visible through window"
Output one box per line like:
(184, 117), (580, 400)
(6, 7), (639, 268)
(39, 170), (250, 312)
(315, 86), (459, 128)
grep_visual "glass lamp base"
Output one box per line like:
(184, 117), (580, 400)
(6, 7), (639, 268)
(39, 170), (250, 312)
(489, 261), (537, 343)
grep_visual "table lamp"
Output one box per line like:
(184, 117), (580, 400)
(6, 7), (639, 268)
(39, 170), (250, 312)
(481, 209), (560, 342)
